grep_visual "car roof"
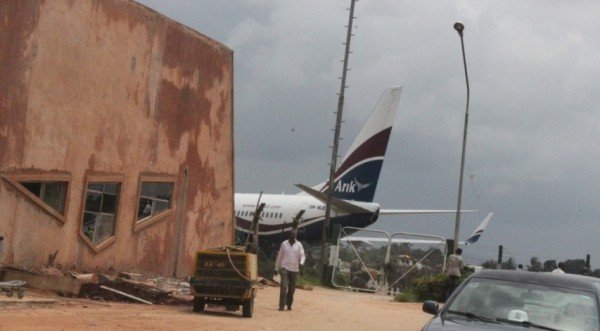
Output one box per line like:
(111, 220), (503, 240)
(472, 269), (600, 292)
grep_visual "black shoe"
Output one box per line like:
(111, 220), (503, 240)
(287, 306), (292, 311)
(279, 307), (284, 311)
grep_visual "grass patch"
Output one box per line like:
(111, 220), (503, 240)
(297, 267), (321, 286)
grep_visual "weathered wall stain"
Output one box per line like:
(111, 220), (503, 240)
(0, 1), (40, 165)
(0, 0), (234, 277)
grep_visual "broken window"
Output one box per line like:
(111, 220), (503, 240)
(82, 182), (120, 244)
(19, 181), (68, 214)
(137, 182), (173, 222)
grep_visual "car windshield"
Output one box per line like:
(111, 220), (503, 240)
(444, 277), (600, 331)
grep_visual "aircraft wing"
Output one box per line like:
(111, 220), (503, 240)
(295, 184), (371, 214)
(341, 212), (493, 246)
(380, 209), (477, 215)
(341, 236), (445, 245)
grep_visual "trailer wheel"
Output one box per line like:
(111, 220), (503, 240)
(242, 297), (254, 318)
(193, 297), (205, 312)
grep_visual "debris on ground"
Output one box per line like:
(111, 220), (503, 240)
(259, 277), (279, 287)
(0, 264), (193, 306)
(79, 272), (192, 305)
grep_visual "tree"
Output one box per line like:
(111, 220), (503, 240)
(564, 259), (586, 274)
(501, 257), (516, 270)
(481, 259), (497, 269)
(528, 257), (543, 272)
(543, 260), (557, 272)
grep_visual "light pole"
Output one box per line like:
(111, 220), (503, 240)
(452, 21), (470, 254)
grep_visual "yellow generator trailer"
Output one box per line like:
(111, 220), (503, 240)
(189, 247), (257, 317)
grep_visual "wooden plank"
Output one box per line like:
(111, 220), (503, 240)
(100, 285), (153, 305)
(2, 270), (81, 295)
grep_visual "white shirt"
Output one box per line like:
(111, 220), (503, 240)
(275, 239), (306, 272)
(445, 254), (465, 277)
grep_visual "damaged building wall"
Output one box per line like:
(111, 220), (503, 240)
(0, 0), (234, 277)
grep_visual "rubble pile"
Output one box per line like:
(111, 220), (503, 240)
(1, 265), (193, 305)
(79, 272), (192, 305)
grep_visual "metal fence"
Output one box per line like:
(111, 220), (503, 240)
(331, 227), (448, 294)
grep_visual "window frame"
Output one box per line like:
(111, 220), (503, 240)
(133, 174), (177, 232)
(78, 174), (123, 253)
(1, 173), (71, 224)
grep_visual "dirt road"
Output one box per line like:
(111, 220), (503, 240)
(1, 286), (431, 330)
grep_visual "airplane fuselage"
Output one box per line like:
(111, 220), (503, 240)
(234, 193), (380, 244)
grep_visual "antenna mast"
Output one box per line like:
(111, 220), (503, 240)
(321, 0), (358, 280)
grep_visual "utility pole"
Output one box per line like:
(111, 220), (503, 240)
(245, 192), (264, 254)
(321, 0), (358, 281)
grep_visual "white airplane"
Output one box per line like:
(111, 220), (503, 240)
(234, 87), (478, 246)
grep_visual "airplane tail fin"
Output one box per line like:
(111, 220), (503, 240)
(461, 212), (494, 245)
(315, 87), (402, 202)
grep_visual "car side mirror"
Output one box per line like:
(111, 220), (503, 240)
(422, 300), (440, 315)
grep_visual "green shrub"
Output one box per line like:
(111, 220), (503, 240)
(412, 273), (449, 302)
(394, 290), (418, 302)
(333, 271), (350, 287)
(409, 270), (474, 302)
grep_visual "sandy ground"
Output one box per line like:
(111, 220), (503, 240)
(0, 286), (431, 330)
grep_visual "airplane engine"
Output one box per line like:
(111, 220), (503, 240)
(370, 208), (380, 223)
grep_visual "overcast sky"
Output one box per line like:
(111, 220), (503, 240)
(137, 0), (600, 268)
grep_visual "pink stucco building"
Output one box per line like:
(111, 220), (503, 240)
(0, 0), (234, 277)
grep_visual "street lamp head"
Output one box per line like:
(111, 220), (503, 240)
(454, 21), (464, 37)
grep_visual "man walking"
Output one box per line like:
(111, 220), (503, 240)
(275, 231), (305, 311)
(445, 248), (465, 300)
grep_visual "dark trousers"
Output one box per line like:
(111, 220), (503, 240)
(446, 275), (460, 300)
(279, 268), (298, 309)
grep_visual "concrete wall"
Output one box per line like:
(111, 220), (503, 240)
(0, 0), (234, 277)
